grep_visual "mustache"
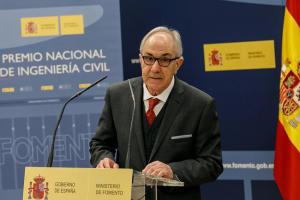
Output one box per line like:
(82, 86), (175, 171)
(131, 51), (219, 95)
(142, 72), (163, 79)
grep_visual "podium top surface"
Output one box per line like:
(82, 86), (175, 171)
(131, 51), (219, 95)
(133, 171), (184, 187)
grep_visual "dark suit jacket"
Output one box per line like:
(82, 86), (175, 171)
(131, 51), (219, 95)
(90, 77), (223, 199)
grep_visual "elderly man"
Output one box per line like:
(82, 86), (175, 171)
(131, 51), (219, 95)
(90, 26), (223, 199)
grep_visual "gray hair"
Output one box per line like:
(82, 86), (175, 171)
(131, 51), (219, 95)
(139, 26), (183, 57)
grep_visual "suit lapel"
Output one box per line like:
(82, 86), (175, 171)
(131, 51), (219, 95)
(149, 79), (184, 161)
(131, 78), (147, 165)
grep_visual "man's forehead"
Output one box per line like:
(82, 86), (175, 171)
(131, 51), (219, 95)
(142, 34), (176, 55)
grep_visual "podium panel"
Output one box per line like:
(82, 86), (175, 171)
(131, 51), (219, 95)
(23, 167), (133, 200)
(23, 167), (184, 200)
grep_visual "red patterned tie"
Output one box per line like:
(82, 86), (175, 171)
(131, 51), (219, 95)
(146, 98), (160, 126)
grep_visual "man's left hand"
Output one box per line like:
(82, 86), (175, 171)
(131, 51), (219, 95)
(142, 161), (173, 179)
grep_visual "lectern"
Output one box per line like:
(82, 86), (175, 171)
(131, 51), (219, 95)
(132, 171), (184, 200)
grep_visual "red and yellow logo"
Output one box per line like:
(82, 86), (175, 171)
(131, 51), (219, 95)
(209, 49), (222, 66)
(27, 175), (49, 200)
(25, 22), (37, 34)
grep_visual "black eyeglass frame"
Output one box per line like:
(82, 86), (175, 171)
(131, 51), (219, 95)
(140, 54), (180, 67)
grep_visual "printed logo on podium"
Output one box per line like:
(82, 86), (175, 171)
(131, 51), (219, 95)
(27, 175), (49, 200)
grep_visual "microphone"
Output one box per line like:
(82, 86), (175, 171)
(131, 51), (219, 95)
(125, 79), (136, 168)
(46, 76), (108, 167)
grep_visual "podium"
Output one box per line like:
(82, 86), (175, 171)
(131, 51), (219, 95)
(132, 171), (184, 200)
(23, 167), (183, 200)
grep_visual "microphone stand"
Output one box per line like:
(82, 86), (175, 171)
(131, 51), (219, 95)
(125, 79), (136, 168)
(46, 76), (107, 167)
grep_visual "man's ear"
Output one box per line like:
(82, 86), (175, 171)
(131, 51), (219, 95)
(139, 54), (143, 64)
(175, 56), (184, 72)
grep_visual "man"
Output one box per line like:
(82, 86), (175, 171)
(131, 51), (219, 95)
(89, 26), (223, 199)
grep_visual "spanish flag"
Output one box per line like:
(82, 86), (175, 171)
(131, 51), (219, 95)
(274, 0), (300, 199)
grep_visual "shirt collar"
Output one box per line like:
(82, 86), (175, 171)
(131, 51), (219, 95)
(143, 76), (175, 103)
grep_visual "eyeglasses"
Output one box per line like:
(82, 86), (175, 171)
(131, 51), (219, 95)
(141, 55), (179, 67)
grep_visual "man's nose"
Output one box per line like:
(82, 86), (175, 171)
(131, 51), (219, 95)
(150, 60), (161, 72)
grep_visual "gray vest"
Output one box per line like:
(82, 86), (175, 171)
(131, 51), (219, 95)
(142, 102), (167, 162)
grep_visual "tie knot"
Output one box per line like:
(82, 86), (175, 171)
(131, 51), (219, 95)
(148, 98), (160, 110)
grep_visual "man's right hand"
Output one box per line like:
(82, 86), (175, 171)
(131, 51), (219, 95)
(96, 158), (119, 168)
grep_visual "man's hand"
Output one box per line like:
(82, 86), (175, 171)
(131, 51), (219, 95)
(142, 161), (173, 179)
(96, 158), (119, 168)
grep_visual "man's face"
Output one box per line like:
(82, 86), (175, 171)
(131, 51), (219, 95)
(140, 32), (183, 96)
